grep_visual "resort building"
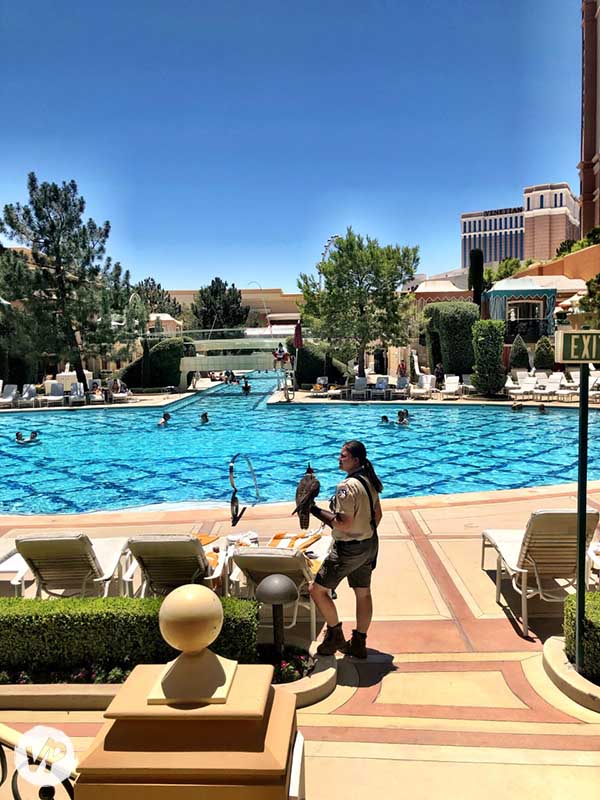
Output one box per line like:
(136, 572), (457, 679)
(460, 206), (524, 269)
(523, 183), (580, 261)
(580, 0), (600, 235)
(147, 313), (182, 336)
(169, 287), (303, 326)
(461, 184), (579, 268)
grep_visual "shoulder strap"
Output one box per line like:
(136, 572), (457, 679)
(351, 473), (378, 536)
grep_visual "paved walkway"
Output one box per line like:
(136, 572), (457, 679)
(0, 482), (600, 798)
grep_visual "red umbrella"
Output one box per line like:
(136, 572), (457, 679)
(293, 320), (303, 349)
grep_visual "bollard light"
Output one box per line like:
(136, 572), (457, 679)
(255, 574), (299, 658)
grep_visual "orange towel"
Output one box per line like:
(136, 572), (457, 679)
(298, 533), (322, 551)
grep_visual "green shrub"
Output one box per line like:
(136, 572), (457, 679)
(423, 301), (479, 376)
(120, 338), (185, 387)
(286, 338), (349, 385)
(471, 320), (505, 396)
(509, 334), (530, 370)
(564, 593), (600, 683)
(0, 596), (258, 676)
(533, 336), (555, 371)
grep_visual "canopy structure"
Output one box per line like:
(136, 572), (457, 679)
(484, 277), (557, 332)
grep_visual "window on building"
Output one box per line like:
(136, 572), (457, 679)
(540, 195), (544, 209)
(554, 193), (557, 207)
(478, 219), (481, 232)
(520, 215), (523, 227)
(463, 221), (466, 233)
(483, 219), (487, 232)
(560, 192), (563, 206)
(526, 197), (531, 210)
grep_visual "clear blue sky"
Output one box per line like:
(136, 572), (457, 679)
(0, 0), (581, 292)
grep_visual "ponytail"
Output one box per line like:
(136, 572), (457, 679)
(343, 440), (383, 493)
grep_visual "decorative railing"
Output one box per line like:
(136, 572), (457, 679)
(505, 318), (552, 343)
(0, 739), (75, 799)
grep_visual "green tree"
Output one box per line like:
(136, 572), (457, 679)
(509, 334), (530, 370)
(556, 239), (576, 257)
(133, 278), (181, 317)
(496, 258), (522, 281)
(0, 172), (122, 388)
(579, 271), (600, 325)
(190, 277), (249, 330)
(471, 320), (506, 396)
(533, 336), (555, 370)
(468, 249), (484, 308)
(298, 227), (419, 376)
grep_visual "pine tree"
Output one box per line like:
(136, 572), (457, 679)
(533, 336), (555, 371)
(509, 334), (530, 370)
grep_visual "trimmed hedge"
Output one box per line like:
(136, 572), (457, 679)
(471, 319), (505, 396)
(533, 336), (555, 371)
(564, 593), (600, 683)
(0, 596), (259, 675)
(509, 334), (530, 370)
(286, 338), (349, 385)
(423, 301), (479, 376)
(120, 337), (185, 387)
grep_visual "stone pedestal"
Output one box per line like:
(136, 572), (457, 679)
(75, 584), (304, 799)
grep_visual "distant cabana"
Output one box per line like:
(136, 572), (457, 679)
(484, 277), (558, 343)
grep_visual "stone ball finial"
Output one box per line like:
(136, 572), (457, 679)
(159, 584), (223, 655)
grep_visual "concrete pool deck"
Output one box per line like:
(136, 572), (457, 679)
(0, 481), (600, 798)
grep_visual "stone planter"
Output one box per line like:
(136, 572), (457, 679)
(542, 635), (600, 712)
(275, 654), (337, 709)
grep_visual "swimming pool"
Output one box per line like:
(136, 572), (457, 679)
(1, 372), (599, 515)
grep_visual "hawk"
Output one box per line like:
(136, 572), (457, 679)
(293, 463), (320, 530)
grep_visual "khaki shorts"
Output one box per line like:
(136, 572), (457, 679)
(315, 537), (378, 590)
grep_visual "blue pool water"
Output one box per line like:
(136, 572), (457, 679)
(1, 372), (599, 515)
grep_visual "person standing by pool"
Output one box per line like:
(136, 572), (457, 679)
(308, 440), (382, 659)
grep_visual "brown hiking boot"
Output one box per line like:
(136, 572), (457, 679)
(340, 629), (368, 659)
(316, 622), (346, 655)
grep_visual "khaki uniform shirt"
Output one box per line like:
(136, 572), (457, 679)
(330, 474), (380, 542)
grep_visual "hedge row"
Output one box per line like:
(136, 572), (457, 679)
(286, 338), (349, 385)
(120, 338), (187, 388)
(564, 593), (600, 683)
(423, 301), (479, 376)
(0, 596), (259, 673)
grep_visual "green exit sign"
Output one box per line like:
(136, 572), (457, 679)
(556, 330), (600, 363)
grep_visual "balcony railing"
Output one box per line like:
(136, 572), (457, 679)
(505, 318), (551, 344)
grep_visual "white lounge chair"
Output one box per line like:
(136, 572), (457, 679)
(461, 374), (477, 395)
(350, 376), (370, 401)
(232, 546), (318, 640)
(17, 384), (37, 408)
(39, 383), (64, 407)
(532, 372), (565, 401)
(411, 374), (436, 399)
(15, 533), (128, 598)
(0, 384), (17, 408)
(440, 375), (460, 400)
(369, 376), (390, 400)
(124, 534), (226, 597)
(508, 377), (537, 401)
(390, 376), (410, 400)
(309, 377), (329, 398)
(109, 380), (130, 403)
(481, 509), (599, 636)
(67, 382), (86, 406)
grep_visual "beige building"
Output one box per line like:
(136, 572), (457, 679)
(168, 287), (303, 325)
(523, 183), (580, 261)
